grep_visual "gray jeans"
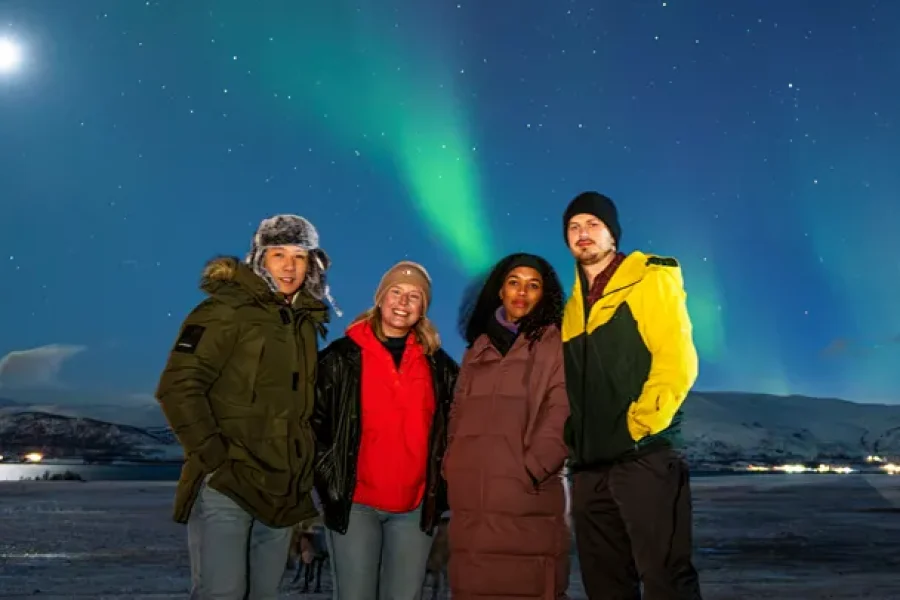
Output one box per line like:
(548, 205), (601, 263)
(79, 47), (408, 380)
(187, 479), (292, 600)
(327, 503), (434, 600)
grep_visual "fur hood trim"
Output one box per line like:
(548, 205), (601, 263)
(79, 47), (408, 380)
(201, 256), (241, 284)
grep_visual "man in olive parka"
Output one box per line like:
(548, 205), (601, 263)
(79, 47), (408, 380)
(156, 214), (338, 600)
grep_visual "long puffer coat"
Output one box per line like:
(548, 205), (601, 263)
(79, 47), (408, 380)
(444, 325), (571, 600)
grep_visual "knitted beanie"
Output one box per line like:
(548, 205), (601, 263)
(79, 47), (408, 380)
(374, 261), (432, 310)
(562, 191), (622, 246)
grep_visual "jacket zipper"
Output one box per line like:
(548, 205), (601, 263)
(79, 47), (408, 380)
(579, 275), (643, 461)
(280, 307), (302, 390)
(281, 306), (306, 474)
(601, 280), (642, 452)
(579, 288), (589, 465)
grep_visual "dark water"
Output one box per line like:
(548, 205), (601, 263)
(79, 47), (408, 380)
(0, 463), (758, 482)
(2, 463), (878, 483)
(0, 462), (182, 481)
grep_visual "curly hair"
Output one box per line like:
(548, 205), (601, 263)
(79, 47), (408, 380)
(458, 253), (565, 348)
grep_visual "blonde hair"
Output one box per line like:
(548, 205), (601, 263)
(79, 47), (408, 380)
(349, 306), (442, 356)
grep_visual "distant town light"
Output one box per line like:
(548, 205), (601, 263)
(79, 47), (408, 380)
(883, 463), (899, 475)
(24, 452), (43, 463)
(746, 464), (770, 472)
(747, 463), (860, 475)
(774, 464), (808, 474)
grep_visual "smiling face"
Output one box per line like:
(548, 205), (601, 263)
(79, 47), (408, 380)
(499, 266), (544, 322)
(379, 282), (425, 337)
(566, 212), (617, 267)
(262, 245), (309, 297)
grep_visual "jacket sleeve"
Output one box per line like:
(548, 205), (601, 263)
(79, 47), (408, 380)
(311, 347), (337, 458)
(447, 350), (471, 444)
(441, 354), (460, 403)
(436, 350), (460, 449)
(524, 341), (571, 485)
(442, 349), (469, 479)
(155, 301), (238, 473)
(627, 267), (699, 441)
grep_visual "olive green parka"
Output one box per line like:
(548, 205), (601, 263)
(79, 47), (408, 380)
(156, 256), (328, 528)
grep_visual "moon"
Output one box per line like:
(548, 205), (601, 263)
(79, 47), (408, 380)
(0, 38), (23, 73)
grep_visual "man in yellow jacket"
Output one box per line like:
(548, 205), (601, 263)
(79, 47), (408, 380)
(561, 191), (702, 599)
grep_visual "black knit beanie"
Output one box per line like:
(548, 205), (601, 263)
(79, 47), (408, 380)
(562, 191), (621, 246)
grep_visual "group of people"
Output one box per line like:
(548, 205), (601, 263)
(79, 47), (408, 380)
(156, 191), (703, 600)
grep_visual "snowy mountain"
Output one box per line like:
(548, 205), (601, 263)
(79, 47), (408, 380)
(1, 391), (899, 466)
(680, 392), (900, 466)
(0, 411), (180, 462)
(3, 401), (168, 429)
(143, 425), (178, 445)
(0, 388), (166, 428)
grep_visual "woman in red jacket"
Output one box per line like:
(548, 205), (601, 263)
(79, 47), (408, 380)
(312, 261), (459, 600)
(445, 253), (571, 600)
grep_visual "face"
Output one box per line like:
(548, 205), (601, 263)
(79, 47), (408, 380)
(263, 246), (309, 297)
(380, 283), (425, 337)
(499, 266), (544, 322)
(566, 213), (617, 266)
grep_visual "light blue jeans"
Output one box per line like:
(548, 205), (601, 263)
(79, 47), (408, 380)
(328, 503), (434, 600)
(187, 479), (292, 600)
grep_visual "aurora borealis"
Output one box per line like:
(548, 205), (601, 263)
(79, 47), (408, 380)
(1, 0), (898, 404)
(242, 3), (496, 273)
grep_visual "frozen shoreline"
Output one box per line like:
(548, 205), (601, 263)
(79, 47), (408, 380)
(0, 474), (898, 599)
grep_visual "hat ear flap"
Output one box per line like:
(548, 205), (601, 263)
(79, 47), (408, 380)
(311, 248), (331, 272)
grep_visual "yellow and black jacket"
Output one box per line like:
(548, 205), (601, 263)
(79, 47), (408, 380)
(562, 250), (698, 468)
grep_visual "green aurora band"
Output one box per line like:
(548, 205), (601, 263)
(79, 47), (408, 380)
(686, 275), (726, 364)
(252, 5), (494, 273)
(211, 4), (734, 372)
(674, 236), (727, 365)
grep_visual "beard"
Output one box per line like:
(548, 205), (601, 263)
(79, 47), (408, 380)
(575, 244), (614, 266)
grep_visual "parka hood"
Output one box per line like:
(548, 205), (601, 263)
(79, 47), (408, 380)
(199, 256), (329, 327)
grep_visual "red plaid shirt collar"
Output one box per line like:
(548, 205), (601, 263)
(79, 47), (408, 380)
(585, 252), (626, 309)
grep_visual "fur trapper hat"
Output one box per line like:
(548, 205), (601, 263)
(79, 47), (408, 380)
(244, 214), (341, 315)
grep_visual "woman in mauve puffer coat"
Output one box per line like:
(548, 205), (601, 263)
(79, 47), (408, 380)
(444, 253), (571, 600)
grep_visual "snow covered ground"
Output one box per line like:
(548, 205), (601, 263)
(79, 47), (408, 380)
(0, 474), (898, 599)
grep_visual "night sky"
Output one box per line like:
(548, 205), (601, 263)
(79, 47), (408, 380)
(1, 1), (898, 406)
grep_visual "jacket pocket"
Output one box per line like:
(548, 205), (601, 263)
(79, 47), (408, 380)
(215, 335), (265, 408)
(294, 426), (316, 493)
(240, 335), (265, 404)
(502, 435), (534, 492)
(173, 458), (206, 523)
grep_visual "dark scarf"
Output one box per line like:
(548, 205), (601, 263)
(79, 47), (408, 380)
(585, 252), (626, 309)
(486, 306), (519, 356)
(382, 334), (408, 368)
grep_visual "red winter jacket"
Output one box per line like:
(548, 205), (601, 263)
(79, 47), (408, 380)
(347, 322), (435, 513)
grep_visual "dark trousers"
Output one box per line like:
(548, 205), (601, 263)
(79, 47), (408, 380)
(571, 447), (702, 600)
